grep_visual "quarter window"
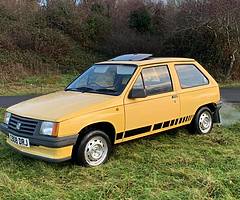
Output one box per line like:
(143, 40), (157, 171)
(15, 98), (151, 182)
(175, 64), (209, 88)
(142, 65), (173, 95)
(132, 74), (144, 90)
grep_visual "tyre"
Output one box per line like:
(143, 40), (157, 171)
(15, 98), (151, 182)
(190, 107), (213, 134)
(73, 130), (112, 167)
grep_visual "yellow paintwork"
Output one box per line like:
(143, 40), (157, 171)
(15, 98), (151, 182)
(7, 91), (120, 122)
(4, 58), (220, 161)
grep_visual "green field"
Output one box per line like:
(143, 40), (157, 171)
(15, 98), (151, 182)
(0, 74), (76, 96)
(0, 108), (240, 199)
(219, 81), (240, 89)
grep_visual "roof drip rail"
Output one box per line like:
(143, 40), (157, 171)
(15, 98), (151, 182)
(111, 54), (153, 61)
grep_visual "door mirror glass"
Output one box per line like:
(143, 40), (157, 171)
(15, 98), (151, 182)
(129, 88), (147, 98)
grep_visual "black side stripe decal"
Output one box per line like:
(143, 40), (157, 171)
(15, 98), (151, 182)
(152, 115), (193, 131)
(153, 123), (162, 131)
(116, 132), (123, 140)
(120, 115), (194, 139)
(124, 125), (152, 138)
(163, 121), (170, 128)
(183, 117), (187, 122)
(174, 118), (179, 125)
(179, 117), (183, 124)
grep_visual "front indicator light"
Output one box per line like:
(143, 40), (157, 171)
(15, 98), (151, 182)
(4, 112), (11, 125)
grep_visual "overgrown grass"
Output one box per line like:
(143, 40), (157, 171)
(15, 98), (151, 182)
(0, 46), (105, 96)
(0, 108), (240, 199)
(0, 74), (77, 96)
(219, 81), (240, 88)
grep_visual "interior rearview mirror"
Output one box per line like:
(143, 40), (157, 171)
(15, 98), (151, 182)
(128, 88), (147, 99)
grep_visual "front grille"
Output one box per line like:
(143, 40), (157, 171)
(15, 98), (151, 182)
(8, 114), (39, 135)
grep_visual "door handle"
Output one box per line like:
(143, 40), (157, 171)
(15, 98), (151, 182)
(172, 94), (178, 99)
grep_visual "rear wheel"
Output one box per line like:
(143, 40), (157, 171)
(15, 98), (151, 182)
(74, 130), (112, 167)
(190, 107), (213, 134)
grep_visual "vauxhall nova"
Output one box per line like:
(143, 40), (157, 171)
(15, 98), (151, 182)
(0, 54), (221, 166)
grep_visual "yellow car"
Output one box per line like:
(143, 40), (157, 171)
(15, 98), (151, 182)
(0, 54), (222, 166)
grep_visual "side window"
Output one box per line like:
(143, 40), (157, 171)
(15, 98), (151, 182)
(132, 74), (144, 90)
(142, 65), (173, 95)
(175, 64), (209, 88)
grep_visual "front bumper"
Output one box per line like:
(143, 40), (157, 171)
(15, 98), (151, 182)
(0, 123), (78, 162)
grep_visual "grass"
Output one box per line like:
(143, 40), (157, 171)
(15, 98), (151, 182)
(0, 107), (240, 199)
(0, 74), (77, 96)
(0, 46), (105, 96)
(219, 81), (240, 88)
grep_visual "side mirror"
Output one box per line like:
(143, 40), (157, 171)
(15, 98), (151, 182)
(128, 88), (147, 99)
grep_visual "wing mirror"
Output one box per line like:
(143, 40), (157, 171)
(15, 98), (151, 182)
(128, 88), (147, 99)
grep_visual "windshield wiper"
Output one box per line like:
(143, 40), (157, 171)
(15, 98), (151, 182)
(65, 87), (117, 94)
(65, 87), (95, 93)
(65, 88), (76, 91)
(95, 88), (117, 93)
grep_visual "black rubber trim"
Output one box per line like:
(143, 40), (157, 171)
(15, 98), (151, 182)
(175, 64), (210, 89)
(9, 144), (71, 163)
(116, 132), (123, 140)
(0, 123), (78, 148)
(213, 101), (222, 123)
(124, 125), (151, 138)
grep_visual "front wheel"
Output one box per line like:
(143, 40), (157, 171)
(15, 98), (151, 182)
(74, 130), (112, 167)
(190, 107), (213, 134)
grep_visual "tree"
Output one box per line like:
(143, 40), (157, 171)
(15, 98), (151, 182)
(128, 7), (152, 33)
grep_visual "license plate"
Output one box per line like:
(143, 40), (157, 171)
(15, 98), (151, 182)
(9, 134), (30, 148)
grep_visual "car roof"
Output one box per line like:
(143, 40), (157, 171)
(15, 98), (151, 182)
(97, 57), (195, 66)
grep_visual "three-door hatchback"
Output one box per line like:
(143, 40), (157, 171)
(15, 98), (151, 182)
(0, 54), (222, 166)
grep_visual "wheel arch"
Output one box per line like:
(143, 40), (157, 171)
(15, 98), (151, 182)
(77, 121), (116, 144)
(71, 121), (116, 161)
(193, 102), (220, 123)
(188, 103), (215, 134)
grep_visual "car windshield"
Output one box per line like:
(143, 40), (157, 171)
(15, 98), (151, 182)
(66, 64), (136, 95)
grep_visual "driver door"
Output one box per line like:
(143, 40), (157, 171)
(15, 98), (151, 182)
(123, 65), (180, 141)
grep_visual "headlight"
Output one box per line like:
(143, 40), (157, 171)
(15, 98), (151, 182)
(4, 112), (11, 125)
(40, 122), (58, 136)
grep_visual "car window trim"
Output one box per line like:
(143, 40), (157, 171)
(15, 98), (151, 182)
(174, 63), (210, 89)
(133, 72), (145, 89)
(65, 64), (138, 96)
(141, 64), (174, 96)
